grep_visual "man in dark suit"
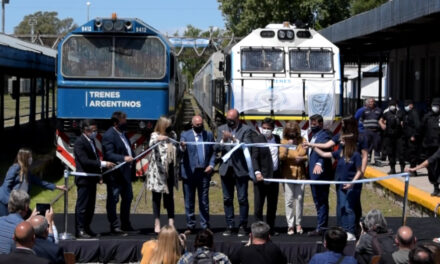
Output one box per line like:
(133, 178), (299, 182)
(306, 114), (333, 236)
(0, 221), (50, 264)
(180, 115), (216, 234)
(29, 215), (65, 264)
(251, 117), (280, 235)
(216, 109), (255, 237)
(74, 119), (115, 238)
(102, 111), (135, 234)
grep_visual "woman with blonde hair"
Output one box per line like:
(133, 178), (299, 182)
(279, 121), (307, 235)
(146, 116), (179, 233)
(0, 148), (66, 216)
(140, 225), (185, 264)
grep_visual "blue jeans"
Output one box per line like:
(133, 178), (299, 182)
(221, 171), (249, 228)
(337, 184), (361, 234)
(182, 168), (211, 229)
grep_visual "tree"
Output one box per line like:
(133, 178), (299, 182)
(178, 25), (225, 88)
(14, 11), (77, 35)
(350, 0), (388, 15)
(217, 0), (352, 36)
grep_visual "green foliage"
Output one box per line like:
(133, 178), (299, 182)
(178, 25), (225, 88)
(14, 11), (77, 35)
(217, 0), (352, 36)
(350, 0), (388, 15)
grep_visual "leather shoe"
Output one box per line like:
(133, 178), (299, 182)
(237, 226), (248, 237)
(85, 228), (100, 238)
(222, 227), (233, 237)
(307, 230), (323, 237)
(76, 230), (92, 239)
(111, 227), (128, 237)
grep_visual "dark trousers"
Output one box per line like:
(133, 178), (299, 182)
(75, 183), (97, 232)
(365, 129), (381, 158)
(383, 135), (405, 168)
(336, 184), (361, 234)
(310, 184), (329, 231)
(425, 146), (440, 185)
(221, 169), (249, 228)
(106, 176), (133, 229)
(152, 173), (175, 219)
(404, 138), (419, 168)
(254, 181), (279, 230)
(182, 168), (210, 229)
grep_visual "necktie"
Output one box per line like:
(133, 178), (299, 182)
(197, 134), (205, 167)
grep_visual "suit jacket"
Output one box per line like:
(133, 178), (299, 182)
(180, 129), (216, 179)
(102, 127), (133, 183)
(308, 128), (333, 180)
(33, 237), (65, 264)
(251, 134), (280, 182)
(73, 134), (101, 186)
(0, 248), (50, 264)
(216, 123), (255, 177)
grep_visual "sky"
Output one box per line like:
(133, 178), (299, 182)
(4, 0), (226, 35)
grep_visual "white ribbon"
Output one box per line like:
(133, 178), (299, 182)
(263, 173), (410, 185)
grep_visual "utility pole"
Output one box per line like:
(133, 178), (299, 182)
(29, 17), (37, 43)
(86, 2), (91, 21)
(2, 0), (9, 34)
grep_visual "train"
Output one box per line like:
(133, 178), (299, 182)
(55, 15), (184, 173)
(192, 22), (342, 134)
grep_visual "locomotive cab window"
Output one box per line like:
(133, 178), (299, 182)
(241, 48), (284, 73)
(289, 48), (333, 73)
(61, 35), (166, 79)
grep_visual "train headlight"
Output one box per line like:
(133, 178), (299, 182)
(114, 20), (124, 31)
(277, 30), (286, 39)
(286, 30), (294, 40)
(103, 20), (114, 31)
(95, 19), (102, 29)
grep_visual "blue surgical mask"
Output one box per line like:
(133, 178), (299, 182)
(90, 131), (97, 139)
(261, 128), (272, 139)
(404, 106), (411, 112)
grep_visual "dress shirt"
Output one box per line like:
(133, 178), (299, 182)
(83, 134), (107, 168)
(113, 127), (133, 157)
(267, 136), (279, 171)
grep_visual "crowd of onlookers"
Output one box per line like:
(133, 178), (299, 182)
(0, 189), (438, 264)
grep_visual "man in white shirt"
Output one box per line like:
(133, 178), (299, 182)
(251, 117), (281, 236)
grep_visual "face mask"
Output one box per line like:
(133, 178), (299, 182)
(28, 158), (33, 166)
(227, 119), (236, 128)
(433, 106), (439, 113)
(193, 125), (203, 134)
(404, 106), (411, 112)
(118, 122), (128, 131)
(311, 126), (320, 133)
(261, 128), (272, 138)
(89, 131), (97, 139)
(389, 105), (396, 111)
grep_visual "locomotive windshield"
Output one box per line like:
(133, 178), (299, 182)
(241, 48), (284, 72)
(61, 35), (166, 79)
(289, 48), (333, 73)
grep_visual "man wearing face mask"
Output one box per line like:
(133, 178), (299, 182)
(402, 99), (420, 175)
(180, 115), (215, 234)
(379, 100), (405, 174)
(305, 114), (333, 236)
(216, 109), (255, 237)
(102, 111), (135, 235)
(421, 98), (440, 196)
(251, 118), (281, 236)
(74, 119), (115, 238)
(360, 98), (383, 166)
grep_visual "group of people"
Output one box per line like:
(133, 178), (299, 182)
(355, 97), (440, 197)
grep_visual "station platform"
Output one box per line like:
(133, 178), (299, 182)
(365, 162), (440, 216)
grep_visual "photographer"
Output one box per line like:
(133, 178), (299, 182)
(355, 209), (396, 264)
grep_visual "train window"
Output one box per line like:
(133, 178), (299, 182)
(61, 36), (112, 77)
(289, 48), (333, 73)
(241, 48), (284, 72)
(114, 37), (166, 79)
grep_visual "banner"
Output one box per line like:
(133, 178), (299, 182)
(232, 79), (305, 113)
(306, 80), (335, 126)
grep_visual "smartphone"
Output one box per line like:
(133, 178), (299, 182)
(36, 203), (50, 215)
